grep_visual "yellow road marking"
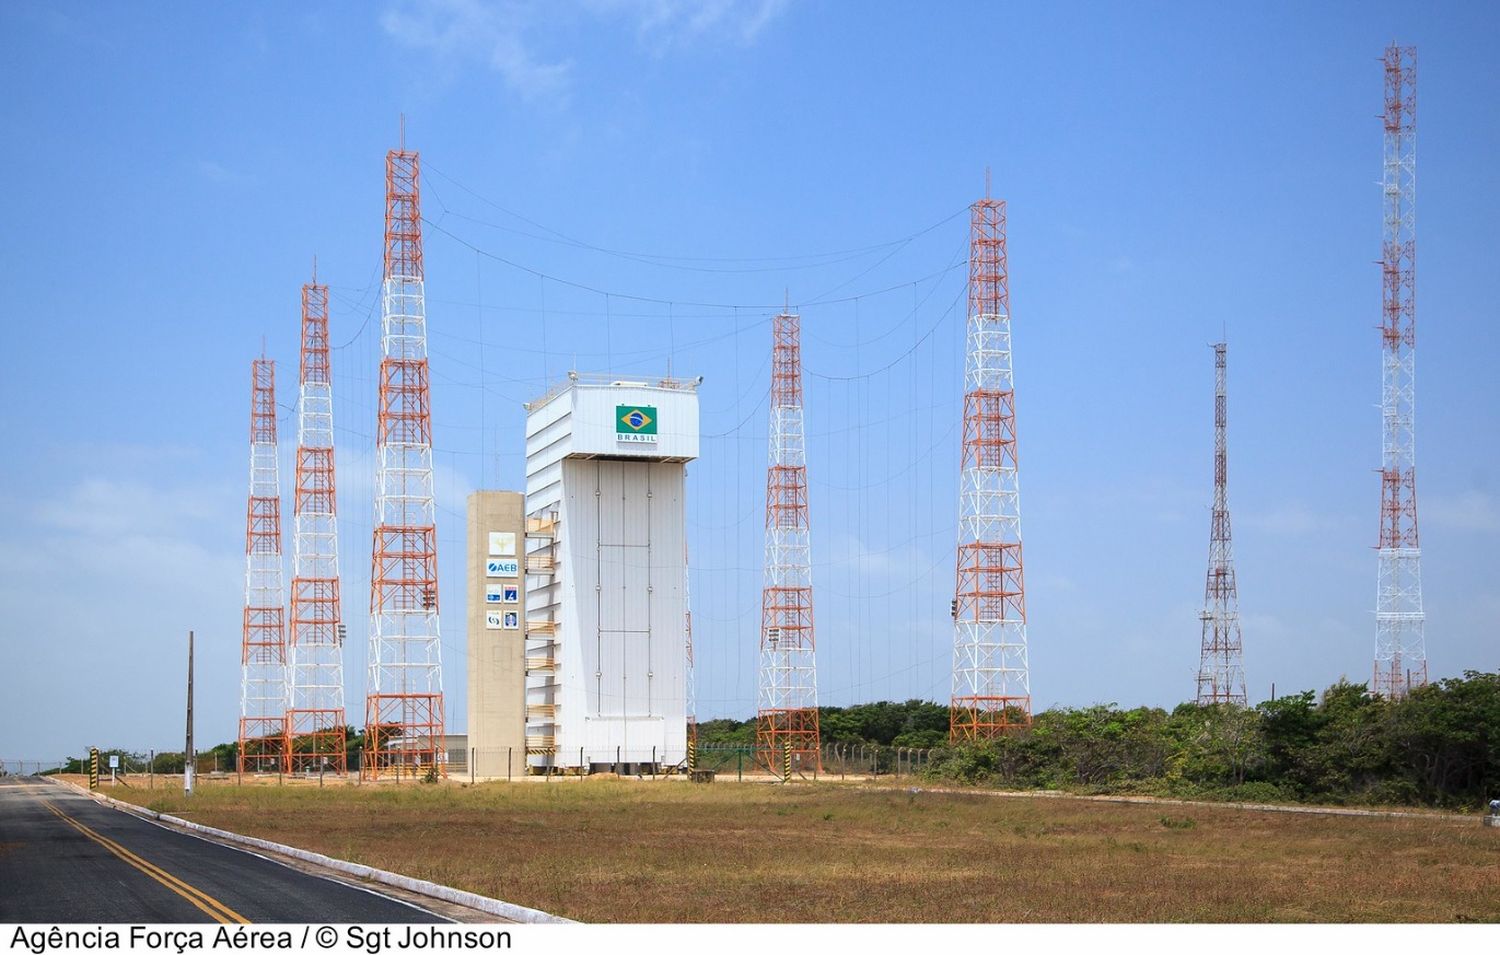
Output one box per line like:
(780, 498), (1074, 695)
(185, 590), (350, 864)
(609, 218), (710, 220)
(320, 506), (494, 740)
(43, 801), (249, 924)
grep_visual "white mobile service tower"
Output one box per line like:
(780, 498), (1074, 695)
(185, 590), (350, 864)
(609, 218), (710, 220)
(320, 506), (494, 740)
(522, 374), (700, 773)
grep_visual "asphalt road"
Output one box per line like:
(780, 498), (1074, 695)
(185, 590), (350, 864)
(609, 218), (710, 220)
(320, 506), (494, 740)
(0, 776), (444, 923)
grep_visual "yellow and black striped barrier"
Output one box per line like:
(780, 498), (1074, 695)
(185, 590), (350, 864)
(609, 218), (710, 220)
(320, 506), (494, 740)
(88, 748), (99, 790)
(687, 736), (697, 771)
(782, 741), (792, 784)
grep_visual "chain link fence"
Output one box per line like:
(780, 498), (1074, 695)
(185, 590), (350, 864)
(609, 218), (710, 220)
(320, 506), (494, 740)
(0, 759), (68, 776)
(452, 746), (690, 780)
(443, 743), (936, 781)
(692, 742), (935, 780)
(24, 742), (937, 785)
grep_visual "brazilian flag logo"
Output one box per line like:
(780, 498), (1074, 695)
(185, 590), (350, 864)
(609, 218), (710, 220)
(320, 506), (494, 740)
(616, 405), (658, 442)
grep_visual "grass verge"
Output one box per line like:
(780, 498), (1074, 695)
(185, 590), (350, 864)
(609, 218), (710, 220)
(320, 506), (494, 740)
(97, 777), (1500, 923)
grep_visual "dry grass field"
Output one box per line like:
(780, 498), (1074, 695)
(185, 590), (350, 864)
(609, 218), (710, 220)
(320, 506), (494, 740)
(96, 777), (1500, 923)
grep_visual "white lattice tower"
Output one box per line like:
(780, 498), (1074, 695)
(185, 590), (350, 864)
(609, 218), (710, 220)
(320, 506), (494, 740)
(684, 536), (697, 767)
(364, 145), (446, 777)
(240, 357), (289, 771)
(288, 273), (348, 772)
(950, 191), (1030, 741)
(757, 310), (821, 772)
(1374, 45), (1426, 699)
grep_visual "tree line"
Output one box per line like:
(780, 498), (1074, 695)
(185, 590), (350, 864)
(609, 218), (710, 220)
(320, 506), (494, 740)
(52, 671), (1497, 808)
(54, 729), (371, 776)
(699, 671), (1500, 808)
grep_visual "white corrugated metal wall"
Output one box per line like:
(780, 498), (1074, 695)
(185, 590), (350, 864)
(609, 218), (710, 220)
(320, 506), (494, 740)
(524, 381), (696, 770)
(566, 459), (686, 763)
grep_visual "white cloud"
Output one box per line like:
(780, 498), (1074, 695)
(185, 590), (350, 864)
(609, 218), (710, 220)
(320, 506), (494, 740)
(0, 439), (479, 757)
(195, 160), (252, 185)
(0, 469), (245, 758)
(588, 0), (791, 51)
(1422, 490), (1500, 534)
(379, 0), (790, 103)
(34, 477), (227, 537)
(381, 0), (574, 103)
(1240, 501), (1340, 537)
(1238, 611), (1290, 642)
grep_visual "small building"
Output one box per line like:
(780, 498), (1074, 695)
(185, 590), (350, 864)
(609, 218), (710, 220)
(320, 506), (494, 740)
(523, 373), (700, 773)
(464, 490), (530, 777)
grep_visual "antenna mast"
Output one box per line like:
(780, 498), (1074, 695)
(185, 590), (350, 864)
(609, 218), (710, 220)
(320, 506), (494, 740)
(1373, 45), (1426, 698)
(364, 141), (447, 777)
(1196, 342), (1247, 705)
(950, 187), (1031, 741)
(240, 358), (289, 771)
(757, 309), (821, 775)
(288, 273), (348, 772)
(684, 536), (697, 769)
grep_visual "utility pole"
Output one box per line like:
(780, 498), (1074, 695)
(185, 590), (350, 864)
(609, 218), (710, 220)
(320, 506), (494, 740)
(185, 630), (195, 796)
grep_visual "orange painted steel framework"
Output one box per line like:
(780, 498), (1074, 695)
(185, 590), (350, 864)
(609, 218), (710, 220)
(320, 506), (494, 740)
(685, 538), (697, 766)
(1196, 343), (1247, 705)
(240, 358), (290, 772)
(756, 310), (821, 774)
(363, 144), (447, 778)
(288, 272), (348, 772)
(950, 188), (1031, 741)
(1373, 45), (1427, 698)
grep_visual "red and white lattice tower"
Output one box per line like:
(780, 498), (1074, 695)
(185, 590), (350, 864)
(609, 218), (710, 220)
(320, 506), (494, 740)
(1373, 45), (1427, 698)
(1196, 342), (1247, 705)
(950, 185), (1031, 741)
(240, 358), (289, 772)
(288, 269), (348, 772)
(757, 310), (821, 773)
(364, 143), (446, 778)
(684, 538), (697, 768)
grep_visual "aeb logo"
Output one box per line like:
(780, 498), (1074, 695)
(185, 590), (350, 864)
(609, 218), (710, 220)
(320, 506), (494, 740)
(486, 558), (519, 577)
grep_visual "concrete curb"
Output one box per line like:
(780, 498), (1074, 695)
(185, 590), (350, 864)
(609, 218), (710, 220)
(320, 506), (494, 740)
(49, 778), (573, 924)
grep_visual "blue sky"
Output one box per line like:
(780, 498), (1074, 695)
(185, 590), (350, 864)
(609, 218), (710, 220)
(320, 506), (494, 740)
(2, 1), (1497, 760)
